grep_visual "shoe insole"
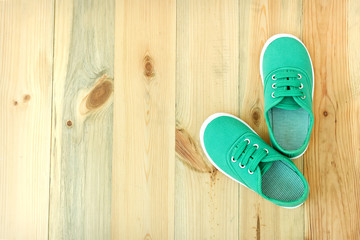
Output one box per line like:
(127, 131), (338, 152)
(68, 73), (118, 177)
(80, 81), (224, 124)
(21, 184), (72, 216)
(269, 107), (309, 151)
(261, 161), (304, 201)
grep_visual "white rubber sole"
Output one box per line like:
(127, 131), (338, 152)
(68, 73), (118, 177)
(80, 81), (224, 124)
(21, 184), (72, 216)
(259, 33), (314, 159)
(199, 113), (304, 209)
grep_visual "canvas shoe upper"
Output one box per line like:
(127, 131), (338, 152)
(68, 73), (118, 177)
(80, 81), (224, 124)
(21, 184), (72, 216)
(200, 113), (309, 208)
(260, 34), (314, 159)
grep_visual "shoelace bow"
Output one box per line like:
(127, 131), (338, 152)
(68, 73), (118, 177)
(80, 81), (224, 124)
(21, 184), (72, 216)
(231, 139), (268, 174)
(271, 72), (305, 99)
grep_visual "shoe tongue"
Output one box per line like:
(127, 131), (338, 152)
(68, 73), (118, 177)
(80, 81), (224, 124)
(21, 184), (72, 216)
(259, 162), (273, 175)
(275, 96), (301, 110)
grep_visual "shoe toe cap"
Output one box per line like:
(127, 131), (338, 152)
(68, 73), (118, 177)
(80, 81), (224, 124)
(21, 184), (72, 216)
(262, 36), (313, 81)
(201, 114), (250, 164)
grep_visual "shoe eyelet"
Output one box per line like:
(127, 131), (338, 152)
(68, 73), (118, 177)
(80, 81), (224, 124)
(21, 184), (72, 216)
(272, 83), (277, 89)
(239, 163), (246, 168)
(244, 139), (250, 144)
(253, 144), (259, 149)
(264, 148), (269, 154)
(272, 74), (277, 80)
(301, 95), (306, 99)
(271, 92), (275, 98)
(297, 74), (302, 79)
(231, 156), (236, 162)
(299, 83), (303, 89)
(248, 169), (254, 174)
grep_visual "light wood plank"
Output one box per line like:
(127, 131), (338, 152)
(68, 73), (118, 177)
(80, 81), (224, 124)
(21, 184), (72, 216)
(175, 0), (240, 238)
(111, 0), (176, 239)
(348, 5), (360, 239)
(49, 0), (114, 239)
(304, 0), (360, 238)
(238, 1), (305, 239)
(0, 0), (54, 238)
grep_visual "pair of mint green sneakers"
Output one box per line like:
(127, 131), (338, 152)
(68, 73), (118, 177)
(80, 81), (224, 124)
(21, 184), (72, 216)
(200, 34), (314, 208)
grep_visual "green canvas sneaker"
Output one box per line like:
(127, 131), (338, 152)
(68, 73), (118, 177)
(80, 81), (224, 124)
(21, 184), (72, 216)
(200, 113), (309, 208)
(260, 34), (314, 159)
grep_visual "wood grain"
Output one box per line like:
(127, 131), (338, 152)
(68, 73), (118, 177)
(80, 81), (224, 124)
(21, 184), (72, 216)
(0, 0), (360, 239)
(0, 0), (54, 239)
(111, 0), (176, 239)
(49, 0), (114, 239)
(175, 0), (240, 238)
(304, 0), (360, 238)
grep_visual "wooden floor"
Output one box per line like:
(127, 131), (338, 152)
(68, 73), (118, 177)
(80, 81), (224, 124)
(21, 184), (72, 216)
(1, 0), (359, 239)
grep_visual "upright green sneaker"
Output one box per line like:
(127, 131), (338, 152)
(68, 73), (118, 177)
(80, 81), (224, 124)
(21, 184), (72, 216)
(260, 34), (314, 159)
(200, 113), (309, 208)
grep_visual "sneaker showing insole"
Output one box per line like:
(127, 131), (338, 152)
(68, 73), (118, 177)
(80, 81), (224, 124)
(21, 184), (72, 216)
(260, 34), (314, 159)
(200, 113), (309, 208)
